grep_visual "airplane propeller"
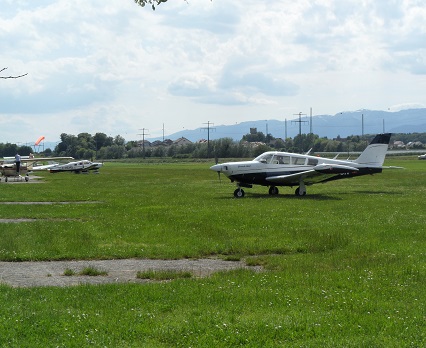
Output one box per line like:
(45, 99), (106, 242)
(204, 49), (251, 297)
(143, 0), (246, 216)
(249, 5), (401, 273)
(217, 170), (221, 183)
(210, 163), (222, 183)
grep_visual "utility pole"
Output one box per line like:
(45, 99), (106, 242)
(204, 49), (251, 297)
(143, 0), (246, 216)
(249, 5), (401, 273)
(138, 128), (149, 159)
(310, 107), (313, 134)
(292, 112), (308, 137)
(265, 120), (268, 142)
(285, 118), (287, 140)
(201, 121), (215, 158)
(291, 112), (308, 152)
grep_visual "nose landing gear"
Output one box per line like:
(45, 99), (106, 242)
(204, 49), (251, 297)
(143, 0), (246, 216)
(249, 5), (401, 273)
(234, 187), (245, 198)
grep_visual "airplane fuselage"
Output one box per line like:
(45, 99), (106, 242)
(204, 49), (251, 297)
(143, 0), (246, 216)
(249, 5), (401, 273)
(212, 152), (381, 188)
(49, 160), (102, 173)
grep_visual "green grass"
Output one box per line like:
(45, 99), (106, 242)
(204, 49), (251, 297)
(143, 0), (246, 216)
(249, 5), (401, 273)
(0, 157), (425, 347)
(136, 270), (192, 280)
(63, 268), (76, 276)
(63, 266), (107, 277)
(79, 266), (108, 276)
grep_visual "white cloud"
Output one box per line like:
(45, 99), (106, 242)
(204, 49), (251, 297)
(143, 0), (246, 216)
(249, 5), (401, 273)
(389, 103), (425, 112)
(0, 0), (425, 144)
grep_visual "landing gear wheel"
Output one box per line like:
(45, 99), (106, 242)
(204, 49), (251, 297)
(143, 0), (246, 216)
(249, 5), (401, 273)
(269, 186), (279, 195)
(295, 187), (306, 196)
(25, 176), (29, 182)
(234, 188), (245, 198)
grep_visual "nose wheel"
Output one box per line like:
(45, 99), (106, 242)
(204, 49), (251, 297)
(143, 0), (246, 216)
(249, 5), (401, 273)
(234, 188), (245, 198)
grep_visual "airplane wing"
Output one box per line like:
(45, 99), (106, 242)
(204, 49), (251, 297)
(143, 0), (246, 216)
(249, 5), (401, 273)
(30, 164), (59, 171)
(266, 164), (359, 185)
(24, 157), (74, 163)
(25, 157), (74, 171)
(2, 156), (74, 164)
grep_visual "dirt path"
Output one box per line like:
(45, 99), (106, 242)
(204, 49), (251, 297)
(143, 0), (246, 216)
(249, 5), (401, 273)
(0, 258), (260, 288)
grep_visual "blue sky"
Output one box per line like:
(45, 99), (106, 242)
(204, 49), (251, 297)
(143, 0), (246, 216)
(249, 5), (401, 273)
(1, 0), (425, 144)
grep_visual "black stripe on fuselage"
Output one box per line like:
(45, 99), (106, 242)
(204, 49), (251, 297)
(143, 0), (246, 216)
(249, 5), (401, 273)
(229, 167), (383, 187)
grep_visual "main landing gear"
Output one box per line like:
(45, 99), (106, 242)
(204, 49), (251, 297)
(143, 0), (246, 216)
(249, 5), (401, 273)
(295, 180), (307, 196)
(233, 182), (307, 198)
(269, 185), (307, 196)
(294, 187), (306, 196)
(268, 186), (279, 195)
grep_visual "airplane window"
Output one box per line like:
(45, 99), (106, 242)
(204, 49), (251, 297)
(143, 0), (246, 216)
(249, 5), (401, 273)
(281, 156), (290, 164)
(292, 157), (306, 165)
(307, 158), (318, 166)
(273, 155), (290, 164)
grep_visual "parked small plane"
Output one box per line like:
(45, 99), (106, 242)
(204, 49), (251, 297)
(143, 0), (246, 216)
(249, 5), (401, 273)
(0, 156), (74, 182)
(210, 133), (392, 198)
(48, 160), (103, 173)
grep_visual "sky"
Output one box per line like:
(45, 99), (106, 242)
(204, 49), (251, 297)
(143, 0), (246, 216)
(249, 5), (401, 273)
(1, 0), (425, 145)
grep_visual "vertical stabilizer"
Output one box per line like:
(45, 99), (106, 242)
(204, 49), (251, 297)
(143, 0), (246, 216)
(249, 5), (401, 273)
(354, 133), (391, 166)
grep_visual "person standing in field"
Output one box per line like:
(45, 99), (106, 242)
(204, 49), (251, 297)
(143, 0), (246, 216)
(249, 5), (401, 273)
(15, 153), (21, 174)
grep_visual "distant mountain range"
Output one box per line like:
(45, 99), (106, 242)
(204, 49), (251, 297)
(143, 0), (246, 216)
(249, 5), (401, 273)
(38, 108), (425, 150)
(149, 108), (426, 142)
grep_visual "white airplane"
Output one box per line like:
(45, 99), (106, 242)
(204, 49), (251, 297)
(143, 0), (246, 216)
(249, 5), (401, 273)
(210, 133), (392, 198)
(0, 156), (74, 182)
(48, 160), (103, 173)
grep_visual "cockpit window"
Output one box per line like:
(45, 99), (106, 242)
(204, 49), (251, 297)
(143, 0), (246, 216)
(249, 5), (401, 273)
(254, 153), (274, 164)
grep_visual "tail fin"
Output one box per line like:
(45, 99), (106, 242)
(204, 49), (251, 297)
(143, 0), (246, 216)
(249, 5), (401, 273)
(354, 133), (391, 167)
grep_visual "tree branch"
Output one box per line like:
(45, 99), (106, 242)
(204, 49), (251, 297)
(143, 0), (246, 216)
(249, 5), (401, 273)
(134, 0), (169, 10)
(0, 67), (28, 79)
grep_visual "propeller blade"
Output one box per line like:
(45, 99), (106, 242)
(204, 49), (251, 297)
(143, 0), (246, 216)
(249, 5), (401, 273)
(217, 171), (221, 183)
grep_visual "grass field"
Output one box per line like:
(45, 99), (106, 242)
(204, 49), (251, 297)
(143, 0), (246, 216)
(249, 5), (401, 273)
(0, 157), (425, 347)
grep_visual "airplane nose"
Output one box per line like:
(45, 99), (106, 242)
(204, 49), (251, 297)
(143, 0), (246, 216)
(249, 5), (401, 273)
(210, 164), (222, 172)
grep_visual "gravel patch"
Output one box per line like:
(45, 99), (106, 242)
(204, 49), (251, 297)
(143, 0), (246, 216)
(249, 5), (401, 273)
(0, 258), (261, 288)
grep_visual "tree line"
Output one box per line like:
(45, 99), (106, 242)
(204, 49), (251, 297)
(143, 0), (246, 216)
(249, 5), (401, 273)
(1, 132), (425, 160)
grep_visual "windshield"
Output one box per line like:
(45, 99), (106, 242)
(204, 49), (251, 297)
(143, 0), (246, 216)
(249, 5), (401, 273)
(254, 153), (274, 164)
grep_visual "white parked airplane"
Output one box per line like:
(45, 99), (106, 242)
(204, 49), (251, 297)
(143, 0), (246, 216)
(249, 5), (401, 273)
(48, 160), (103, 173)
(210, 133), (392, 198)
